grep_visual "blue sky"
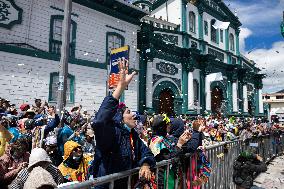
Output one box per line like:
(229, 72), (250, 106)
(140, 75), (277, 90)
(224, 0), (284, 93)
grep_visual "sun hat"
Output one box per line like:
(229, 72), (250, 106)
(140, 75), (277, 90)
(28, 148), (52, 172)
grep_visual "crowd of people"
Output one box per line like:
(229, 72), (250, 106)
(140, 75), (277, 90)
(0, 62), (283, 189)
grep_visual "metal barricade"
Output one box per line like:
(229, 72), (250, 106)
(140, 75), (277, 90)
(58, 135), (284, 189)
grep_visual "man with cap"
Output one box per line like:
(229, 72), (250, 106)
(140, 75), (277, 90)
(9, 148), (64, 189)
(44, 135), (63, 167)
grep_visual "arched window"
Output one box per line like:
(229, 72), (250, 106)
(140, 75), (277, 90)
(189, 11), (196, 33)
(193, 79), (199, 106)
(211, 19), (217, 42)
(229, 33), (235, 51)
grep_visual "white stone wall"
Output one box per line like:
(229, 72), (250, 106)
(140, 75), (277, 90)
(270, 103), (284, 114)
(0, 51), (107, 112)
(0, 0), (140, 111)
(151, 0), (182, 25)
(1, 0), (140, 65)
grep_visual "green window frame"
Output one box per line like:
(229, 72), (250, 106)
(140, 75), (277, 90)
(211, 19), (217, 43)
(189, 11), (196, 33)
(204, 20), (208, 35)
(220, 29), (224, 43)
(229, 33), (235, 51)
(48, 72), (75, 103)
(106, 32), (125, 60)
(193, 79), (199, 105)
(49, 15), (77, 57)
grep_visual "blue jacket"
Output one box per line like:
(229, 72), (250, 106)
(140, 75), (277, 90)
(91, 96), (156, 178)
(185, 130), (203, 153)
(57, 124), (74, 156)
(44, 114), (60, 138)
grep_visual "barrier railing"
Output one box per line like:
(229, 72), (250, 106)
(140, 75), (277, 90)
(58, 134), (284, 189)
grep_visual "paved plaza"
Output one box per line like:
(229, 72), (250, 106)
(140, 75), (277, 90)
(253, 156), (284, 189)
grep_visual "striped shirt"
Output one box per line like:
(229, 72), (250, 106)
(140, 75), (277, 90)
(8, 164), (64, 189)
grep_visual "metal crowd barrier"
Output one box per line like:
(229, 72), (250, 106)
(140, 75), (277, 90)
(58, 134), (284, 189)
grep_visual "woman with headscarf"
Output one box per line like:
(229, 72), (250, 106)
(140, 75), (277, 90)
(91, 61), (156, 189)
(149, 115), (191, 189)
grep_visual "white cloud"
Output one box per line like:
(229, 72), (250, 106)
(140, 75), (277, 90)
(245, 41), (284, 93)
(224, 0), (283, 36)
(239, 27), (253, 53)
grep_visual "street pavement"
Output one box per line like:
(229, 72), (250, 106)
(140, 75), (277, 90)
(252, 155), (284, 189)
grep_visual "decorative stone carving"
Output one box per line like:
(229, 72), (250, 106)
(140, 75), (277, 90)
(204, 0), (226, 17)
(0, 0), (22, 29)
(208, 48), (225, 62)
(156, 62), (178, 75)
(152, 74), (181, 90)
(155, 33), (178, 45)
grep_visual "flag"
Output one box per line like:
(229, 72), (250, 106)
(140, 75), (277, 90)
(108, 46), (130, 89)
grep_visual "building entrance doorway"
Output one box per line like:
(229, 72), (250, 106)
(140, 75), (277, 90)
(211, 86), (223, 114)
(158, 89), (174, 116)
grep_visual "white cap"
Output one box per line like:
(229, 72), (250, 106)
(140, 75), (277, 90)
(28, 148), (51, 172)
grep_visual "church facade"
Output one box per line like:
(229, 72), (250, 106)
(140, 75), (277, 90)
(134, 0), (265, 117)
(0, 0), (265, 116)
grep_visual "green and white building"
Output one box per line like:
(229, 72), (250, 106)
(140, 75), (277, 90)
(0, 0), (265, 116)
(134, 0), (265, 116)
(0, 0), (147, 112)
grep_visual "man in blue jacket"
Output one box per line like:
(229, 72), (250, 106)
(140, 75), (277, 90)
(91, 61), (156, 188)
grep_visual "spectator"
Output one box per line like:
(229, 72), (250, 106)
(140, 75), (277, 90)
(44, 106), (60, 138)
(32, 99), (46, 115)
(44, 135), (63, 167)
(23, 166), (57, 189)
(233, 151), (267, 189)
(58, 141), (92, 182)
(9, 148), (63, 189)
(82, 129), (96, 155)
(91, 62), (155, 188)
(185, 120), (204, 153)
(0, 138), (30, 188)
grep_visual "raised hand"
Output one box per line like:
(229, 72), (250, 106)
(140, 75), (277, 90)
(112, 58), (136, 100)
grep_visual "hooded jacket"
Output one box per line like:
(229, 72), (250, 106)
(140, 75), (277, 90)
(91, 96), (155, 185)
(58, 141), (92, 182)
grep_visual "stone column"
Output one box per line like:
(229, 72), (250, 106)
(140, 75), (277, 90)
(243, 84), (248, 113)
(259, 89), (264, 114)
(146, 62), (153, 110)
(182, 63), (189, 114)
(188, 71), (194, 110)
(205, 75), (211, 111)
(232, 81), (238, 112)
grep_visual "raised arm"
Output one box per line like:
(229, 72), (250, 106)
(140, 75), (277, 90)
(92, 60), (136, 152)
